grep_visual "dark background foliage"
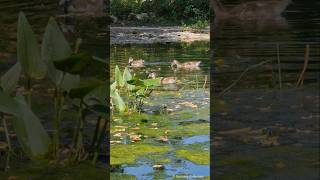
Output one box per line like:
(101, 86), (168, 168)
(110, 0), (209, 25)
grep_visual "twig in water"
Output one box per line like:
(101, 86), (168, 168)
(277, 43), (282, 89)
(219, 59), (273, 96)
(296, 45), (310, 87)
(203, 75), (208, 89)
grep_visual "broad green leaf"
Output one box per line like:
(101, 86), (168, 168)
(127, 78), (144, 86)
(123, 67), (135, 90)
(0, 91), (51, 159)
(0, 90), (20, 115)
(87, 104), (108, 117)
(115, 66), (124, 87)
(12, 95), (51, 159)
(110, 90), (125, 113)
(41, 16), (79, 91)
(83, 84), (107, 106)
(17, 12), (46, 79)
(123, 67), (132, 82)
(53, 53), (92, 75)
(69, 78), (104, 99)
(60, 73), (80, 92)
(1, 62), (21, 94)
(42, 17), (72, 64)
(110, 81), (117, 91)
(92, 56), (107, 64)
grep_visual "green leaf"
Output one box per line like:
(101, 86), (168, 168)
(42, 17), (72, 63)
(69, 78), (104, 99)
(60, 73), (80, 92)
(1, 62), (21, 94)
(41, 16), (79, 91)
(53, 53), (92, 75)
(83, 84), (107, 106)
(110, 90), (125, 113)
(115, 66), (124, 87)
(0, 90), (20, 115)
(127, 78), (144, 86)
(123, 67), (135, 90)
(87, 104), (108, 117)
(123, 67), (132, 82)
(17, 12), (46, 79)
(0, 91), (51, 159)
(110, 81), (117, 91)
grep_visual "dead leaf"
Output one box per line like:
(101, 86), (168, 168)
(178, 102), (198, 108)
(274, 161), (286, 170)
(214, 59), (225, 67)
(258, 106), (271, 112)
(153, 164), (165, 170)
(158, 136), (169, 142)
(7, 176), (20, 180)
(0, 142), (8, 150)
(110, 141), (122, 144)
(130, 135), (141, 142)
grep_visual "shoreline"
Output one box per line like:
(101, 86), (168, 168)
(111, 26), (209, 45)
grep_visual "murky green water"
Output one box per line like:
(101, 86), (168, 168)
(110, 41), (210, 179)
(0, 0), (107, 177)
(212, 0), (319, 179)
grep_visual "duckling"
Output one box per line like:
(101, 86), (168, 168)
(171, 59), (201, 70)
(148, 72), (177, 85)
(128, 57), (145, 67)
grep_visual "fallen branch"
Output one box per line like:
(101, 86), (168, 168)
(296, 45), (310, 87)
(219, 59), (273, 96)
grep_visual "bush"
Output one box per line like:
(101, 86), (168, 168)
(110, 0), (209, 25)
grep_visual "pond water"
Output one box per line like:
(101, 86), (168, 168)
(0, 0), (108, 177)
(0, 0), (107, 69)
(211, 0), (319, 179)
(110, 41), (210, 179)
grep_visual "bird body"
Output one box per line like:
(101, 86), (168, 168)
(128, 57), (145, 67)
(148, 72), (177, 85)
(171, 59), (201, 70)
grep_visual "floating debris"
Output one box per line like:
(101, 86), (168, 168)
(152, 164), (165, 170)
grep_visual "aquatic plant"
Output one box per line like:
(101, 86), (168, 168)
(0, 12), (106, 166)
(110, 65), (161, 113)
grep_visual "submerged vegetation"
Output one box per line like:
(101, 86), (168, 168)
(0, 11), (106, 175)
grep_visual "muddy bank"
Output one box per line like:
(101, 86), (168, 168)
(111, 26), (209, 45)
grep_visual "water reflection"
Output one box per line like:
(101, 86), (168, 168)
(212, 0), (291, 32)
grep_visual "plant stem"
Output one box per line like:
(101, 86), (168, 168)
(90, 116), (102, 150)
(26, 78), (32, 105)
(1, 114), (11, 171)
(72, 100), (84, 162)
(52, 73), (66, 158)
(92, 118), (108, 165)
(276, 43), (282, 89)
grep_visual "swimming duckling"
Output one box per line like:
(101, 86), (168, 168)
(171, 59), (201, 70)
(128, 57), (145, 67)
(148, 72), (177, 85)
